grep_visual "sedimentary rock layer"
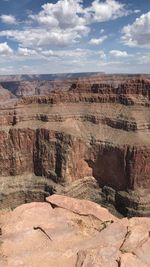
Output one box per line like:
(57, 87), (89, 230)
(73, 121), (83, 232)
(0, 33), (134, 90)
(0, 74), (150, 216)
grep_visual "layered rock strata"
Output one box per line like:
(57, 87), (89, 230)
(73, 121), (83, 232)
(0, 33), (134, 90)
(0, 75), (150, 216)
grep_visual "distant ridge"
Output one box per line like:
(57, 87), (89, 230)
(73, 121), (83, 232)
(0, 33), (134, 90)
(0, 72), (104, 82)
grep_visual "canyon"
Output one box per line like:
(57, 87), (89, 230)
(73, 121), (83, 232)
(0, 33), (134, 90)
(0, 74), (150, 217)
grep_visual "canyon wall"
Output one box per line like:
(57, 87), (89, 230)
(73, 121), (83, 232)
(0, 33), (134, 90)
(0, 74), (150, 216)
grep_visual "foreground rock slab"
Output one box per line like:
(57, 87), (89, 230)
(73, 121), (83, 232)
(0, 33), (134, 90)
(0, 195), (150, 267)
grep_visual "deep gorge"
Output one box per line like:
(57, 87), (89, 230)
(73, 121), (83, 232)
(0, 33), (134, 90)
(0, 74), (150, 217)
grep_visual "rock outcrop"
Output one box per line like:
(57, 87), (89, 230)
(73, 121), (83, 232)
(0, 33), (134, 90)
(0, 74), (150, 216)
(0, 195), (150, 267)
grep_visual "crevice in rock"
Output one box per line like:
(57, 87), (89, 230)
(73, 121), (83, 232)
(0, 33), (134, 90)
(116, 257), (121, 267)
(119, 226), (131, 253)
(33, 226), (53, 241)
(76, 250), (86, 267)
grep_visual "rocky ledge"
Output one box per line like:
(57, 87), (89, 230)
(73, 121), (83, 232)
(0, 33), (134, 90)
(0, 195), (150, 267)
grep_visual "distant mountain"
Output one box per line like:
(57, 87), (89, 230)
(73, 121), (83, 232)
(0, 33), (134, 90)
(0, 72), (104, 82)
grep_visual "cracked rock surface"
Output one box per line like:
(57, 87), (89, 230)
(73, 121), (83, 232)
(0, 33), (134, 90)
(0, 195), (150, 267)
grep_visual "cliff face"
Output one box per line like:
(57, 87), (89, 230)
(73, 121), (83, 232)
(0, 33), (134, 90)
(0, 74), (150, 216)
(1, 127), (150, 191)
(0, 129), (91, 181)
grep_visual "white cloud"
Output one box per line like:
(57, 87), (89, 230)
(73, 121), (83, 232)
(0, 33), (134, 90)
(18, 47), (38, 57)
(89, 35), (107, 45)
(98, 50), (106, 59)
(25, 0), (89, 47)
(0, 42), (13, 55)
(30, 0), (85, 29)
(109, 50), (128, 57)
(0, 0), (130, 49)
(0, 28), (88, 47)
(134, 52), (150, 64)
(58, 48), (95, 58)
(134, 10), (141, 14)
(0, 14), (16, 24)
(122, 11), (150, 48)
(100, 29), (105, 34)
(85, 0), (129, 23)
(1, 49), (150, 74)
(40, 49), (54, 57)
(0, 1), (89, 48)
(16, 47), (94, 60)
(32, 0), (127, 29)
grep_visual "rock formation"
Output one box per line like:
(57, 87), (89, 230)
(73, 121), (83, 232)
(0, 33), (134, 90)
(0, 195), (150, 267)
(0, 74), (150, 216)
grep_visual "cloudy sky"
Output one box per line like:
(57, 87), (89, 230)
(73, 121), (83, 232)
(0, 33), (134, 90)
(0, 0), (149, 74)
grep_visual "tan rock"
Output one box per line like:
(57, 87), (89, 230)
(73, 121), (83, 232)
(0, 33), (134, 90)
(134, 239), (150, 266)
(119, 253), (149, 267)
(1, 196), (149, 267)
(46, 194), (117, 222)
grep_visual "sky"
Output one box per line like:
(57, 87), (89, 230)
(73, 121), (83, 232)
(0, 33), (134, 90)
(0, 0), (149, 74)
